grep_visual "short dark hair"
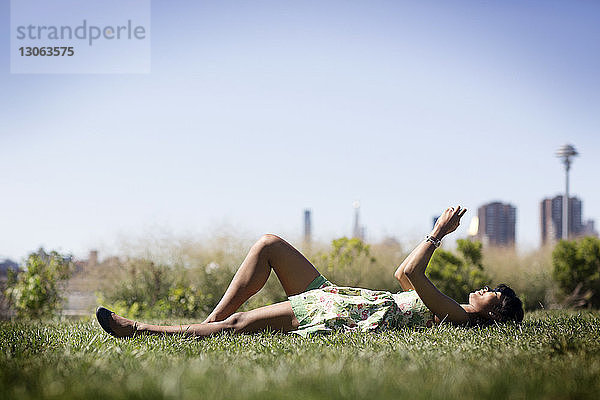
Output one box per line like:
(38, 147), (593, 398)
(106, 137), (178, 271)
(493, 284), (524, 323)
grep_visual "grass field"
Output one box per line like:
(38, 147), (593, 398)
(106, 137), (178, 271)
(1, 311), (600, 400)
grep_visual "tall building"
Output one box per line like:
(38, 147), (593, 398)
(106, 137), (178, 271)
(582, 220), (597, 237)
(352, 201), (365, 241)
(303, 209), (312, 243)
(476, 202), (516, 247)
(540, 195), (597, 245)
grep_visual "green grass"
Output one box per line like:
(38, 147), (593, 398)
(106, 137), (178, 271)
(2, 311), (600, 399)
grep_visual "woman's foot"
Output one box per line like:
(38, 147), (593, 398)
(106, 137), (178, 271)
(96, 307), (138, 338)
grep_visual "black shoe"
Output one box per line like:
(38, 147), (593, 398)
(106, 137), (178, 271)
(96, 306), (117, 337)
(96, 307), (138, 338)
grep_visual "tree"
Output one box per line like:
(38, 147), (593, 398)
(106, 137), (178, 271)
(552, 237), (600, 307)
(5, 249), (73, 318)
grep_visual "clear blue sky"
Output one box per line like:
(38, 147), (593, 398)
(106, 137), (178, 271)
(1, 0), (599, 261)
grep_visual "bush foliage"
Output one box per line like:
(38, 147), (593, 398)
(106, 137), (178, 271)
(314, 237), (378, 287)
(4, 249), (73, 318)
(99, 258), (219, 319)
(552, 236), (600, 307)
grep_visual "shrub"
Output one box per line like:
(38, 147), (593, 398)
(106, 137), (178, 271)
(99, 258), (216, 319)
(426, 239), (490, 303)
(313, 237), (380, 288)
(4, 249), (73, 319)
(552, 236), (600, 307)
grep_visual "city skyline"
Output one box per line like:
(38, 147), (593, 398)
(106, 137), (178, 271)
(1, 1), (599, 260)
(0, 191), (598, 263)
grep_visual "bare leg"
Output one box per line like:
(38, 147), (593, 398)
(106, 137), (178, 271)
(96, 234), (317, 338)
(203, 234), (320, 323)
(99, 302), (299, 338)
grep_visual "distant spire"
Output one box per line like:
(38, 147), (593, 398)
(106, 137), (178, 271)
(352, 201), (365, 240)
(556, 143), (578, 240)
(303, 209), (312, 243)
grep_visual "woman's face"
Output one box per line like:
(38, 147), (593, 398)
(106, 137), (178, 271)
(469, 286), (502, 314)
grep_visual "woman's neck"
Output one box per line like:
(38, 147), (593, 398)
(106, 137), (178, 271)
(460, 304), (477, 314)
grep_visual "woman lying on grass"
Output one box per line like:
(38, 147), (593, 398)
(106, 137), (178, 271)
(96, 205), (524, 338)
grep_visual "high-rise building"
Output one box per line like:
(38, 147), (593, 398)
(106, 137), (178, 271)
(540, 195), (597, 245)
(582, 219), (597, 237)
(303, 209), (312, 243)
(352, 201), (365, 241)
(476, 202), (516, 247)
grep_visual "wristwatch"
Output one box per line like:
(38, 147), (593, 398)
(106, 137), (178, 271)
(425, 235), (442, 248)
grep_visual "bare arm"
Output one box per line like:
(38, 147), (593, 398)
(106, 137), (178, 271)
(396, 206), (469, 325)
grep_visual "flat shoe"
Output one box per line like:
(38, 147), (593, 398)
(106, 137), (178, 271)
(96, 306), (118, 337)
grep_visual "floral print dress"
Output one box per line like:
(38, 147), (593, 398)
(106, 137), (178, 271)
(288, 276), (435, 336)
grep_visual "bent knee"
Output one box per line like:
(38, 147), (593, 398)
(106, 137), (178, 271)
(255, 234), (284, 250)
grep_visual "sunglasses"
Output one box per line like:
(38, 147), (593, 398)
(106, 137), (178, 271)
(484, 285), (501, 294)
